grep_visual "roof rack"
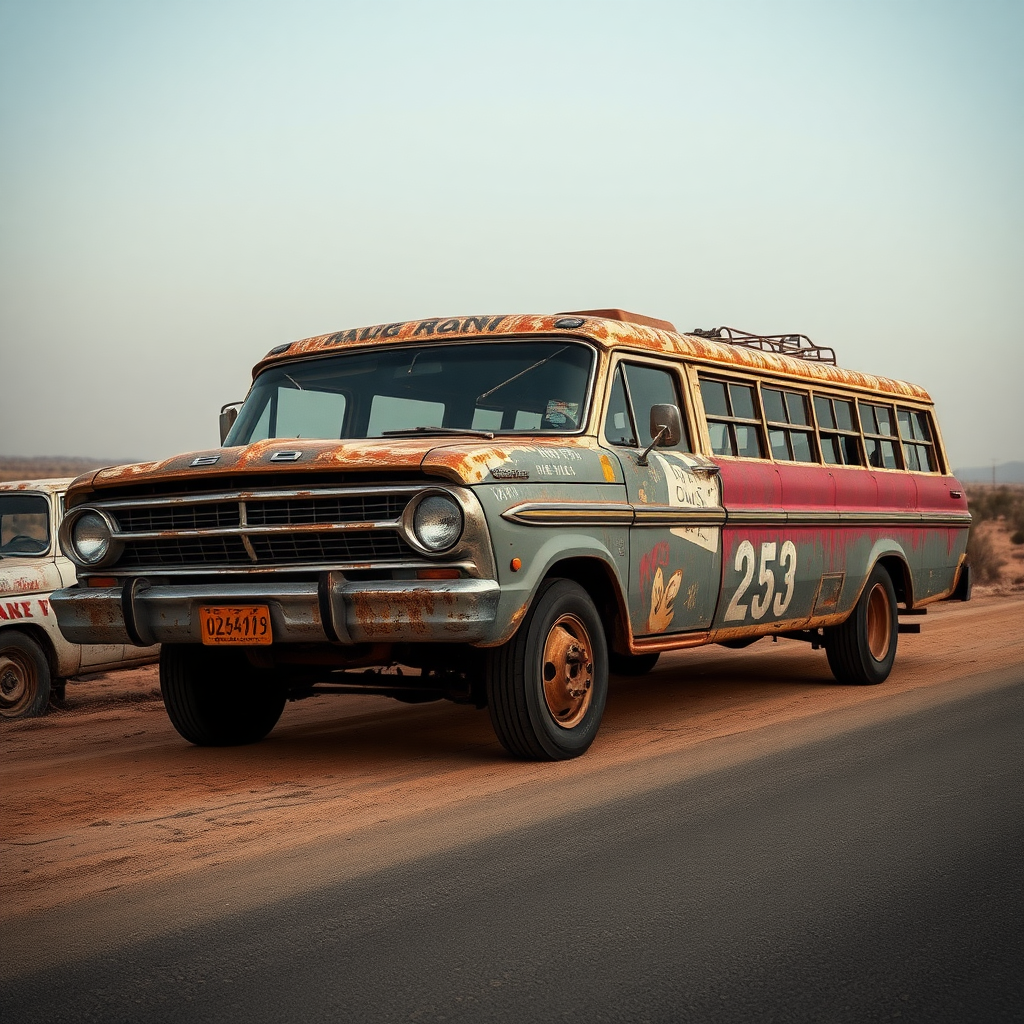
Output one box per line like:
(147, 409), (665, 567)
(690, 326), (836, 365)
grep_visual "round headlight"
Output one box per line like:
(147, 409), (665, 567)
(71, 512), (112, 565)
(412, 495), (463, 552)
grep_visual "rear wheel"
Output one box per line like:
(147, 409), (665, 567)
(824, 565), (898, 685)
(0, 630), (51, 719)
(160, 644), (286, 746)
(486, 579), (608, 760)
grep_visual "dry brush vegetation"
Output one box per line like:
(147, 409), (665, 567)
(965, 485), (1024, 588)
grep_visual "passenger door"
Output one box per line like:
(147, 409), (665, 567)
(603, 360), (722, 637)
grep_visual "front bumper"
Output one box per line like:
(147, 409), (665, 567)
(50, 575), (502, 647)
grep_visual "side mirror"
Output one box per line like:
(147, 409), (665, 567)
(637, 404), (683, 465)
(649, 404), (682, 447)
(219, 403), (240, 444)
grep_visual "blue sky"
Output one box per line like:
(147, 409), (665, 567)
(1, 0), (1021, 468)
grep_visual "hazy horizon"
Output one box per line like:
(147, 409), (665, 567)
(2, 1), (1021, 469)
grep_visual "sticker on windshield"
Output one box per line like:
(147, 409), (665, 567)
(544, 400), (579, 427)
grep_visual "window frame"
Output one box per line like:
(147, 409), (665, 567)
(758, 383), (820, 464)
(0, 489), (53, 557)
(696, 373), (767, 460)
(811, 392), (865, 468)
(228, 337), (601, 445)
(896, 406), (940, 474)
(602, 355), (695, 453)
(858, 399), (905, 471)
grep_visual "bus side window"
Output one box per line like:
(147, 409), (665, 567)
(622, 364), (691, 451)
(762, 386), (817, 463)
(814, 395), (863, 466)
(898, 407), (938, 472)
(700, 376), (764, 458)
(860, 401), (903, 469)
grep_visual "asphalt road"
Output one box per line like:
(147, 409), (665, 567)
(4, 671), (1022, 1024)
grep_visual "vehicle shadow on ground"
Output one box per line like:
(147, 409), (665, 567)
(148, 637), (843, 773)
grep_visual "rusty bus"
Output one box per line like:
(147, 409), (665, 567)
(51, 310), (971, 759)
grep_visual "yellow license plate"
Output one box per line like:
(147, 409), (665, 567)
(199, 605), (272, 646)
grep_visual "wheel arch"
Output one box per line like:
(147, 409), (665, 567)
(0, 622), (61, 679)
(541, 556), (631, 656)
(877, 553), (913, 608)
(851, 539), (914, 611)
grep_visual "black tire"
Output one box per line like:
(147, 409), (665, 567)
(824, 565), (898, 685)
(608, 651), (660, 676)
(0, 629), (51, 719)
(160, 644), (286, 746)
(485, 578), (608, 760)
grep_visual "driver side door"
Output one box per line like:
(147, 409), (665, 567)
(602, 359), (723, 637)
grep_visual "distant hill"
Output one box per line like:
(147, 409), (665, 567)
(0, 456), (131, 483)
(954, 461), (1024, 485)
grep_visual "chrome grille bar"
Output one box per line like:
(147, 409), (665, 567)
(91, 485), (425, 511)
(106, 519), (403, 540)
(86, 484), (428, 568)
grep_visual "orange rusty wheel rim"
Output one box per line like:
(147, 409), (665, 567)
(541, 613), (594, 729)
(865, 582), (893, 661)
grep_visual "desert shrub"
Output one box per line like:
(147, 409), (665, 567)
(966, 485), (1024, 530)
(966, 528), (1005, 584)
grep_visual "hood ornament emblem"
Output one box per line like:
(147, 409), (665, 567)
(269, 450), (303, 462)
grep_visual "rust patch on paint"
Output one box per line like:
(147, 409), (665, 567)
(252, 313), (933, 402)
(349, 588), (475, 639)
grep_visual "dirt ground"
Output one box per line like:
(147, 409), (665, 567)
(4, 592), (1022, 932)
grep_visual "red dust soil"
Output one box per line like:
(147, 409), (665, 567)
(3, 594), (1023, 932)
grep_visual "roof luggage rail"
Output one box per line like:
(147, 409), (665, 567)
(691, 326), (837, 365)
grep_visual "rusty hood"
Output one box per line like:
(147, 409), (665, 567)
(65, 436), (621, 506)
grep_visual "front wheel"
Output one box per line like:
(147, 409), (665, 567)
(0, 630), (51, 719)
(824, 565), (898, 685)
(160, 644), (286, 746)
(485, 579), (608, 760)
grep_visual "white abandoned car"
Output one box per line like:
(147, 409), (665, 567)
(0, 479), (158, 718)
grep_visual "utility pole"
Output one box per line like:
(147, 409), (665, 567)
(992, 459), (996, 487)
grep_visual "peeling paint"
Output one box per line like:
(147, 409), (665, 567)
(254, 313), (933, 402)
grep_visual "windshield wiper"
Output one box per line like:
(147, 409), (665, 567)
(477, 346), (570, 403)
(381, 426), (495, 439)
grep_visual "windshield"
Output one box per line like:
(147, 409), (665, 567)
(0, 493), (51, 557)
(225, 340), (594, 445)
